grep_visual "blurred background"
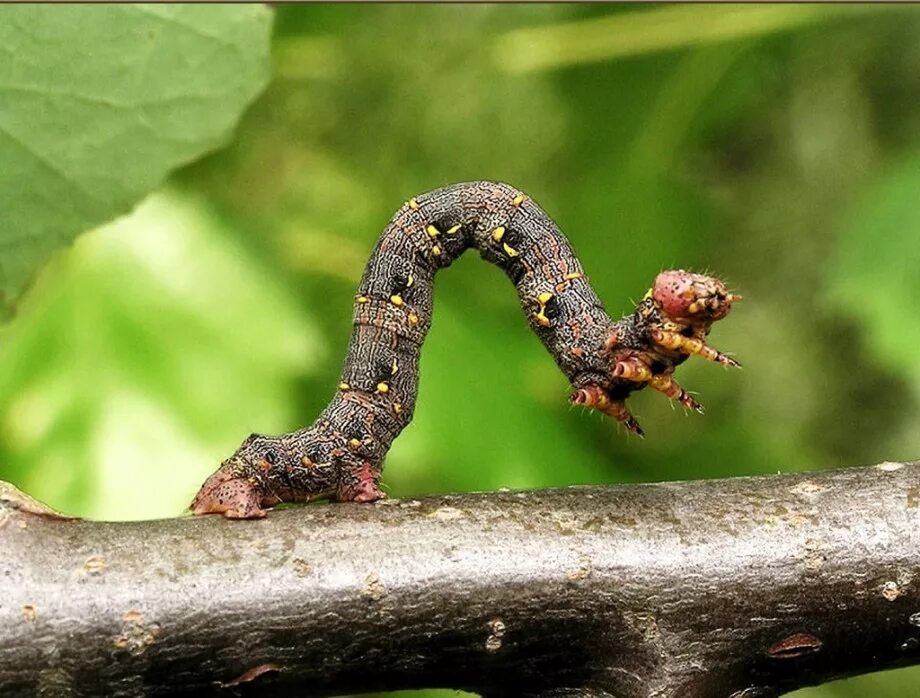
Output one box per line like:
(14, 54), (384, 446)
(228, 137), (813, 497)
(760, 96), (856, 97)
(1, 5), (919, 696)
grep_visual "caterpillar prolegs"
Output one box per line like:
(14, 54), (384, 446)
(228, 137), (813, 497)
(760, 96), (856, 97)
(191, 182), (742, 519)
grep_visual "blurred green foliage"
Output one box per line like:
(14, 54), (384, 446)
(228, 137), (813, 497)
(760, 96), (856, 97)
(2, 4), (919, 696)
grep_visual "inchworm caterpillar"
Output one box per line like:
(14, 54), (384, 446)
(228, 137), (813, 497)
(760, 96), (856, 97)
(192, 182), (741, 518)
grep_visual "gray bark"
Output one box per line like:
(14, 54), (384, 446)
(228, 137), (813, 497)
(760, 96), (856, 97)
(1, 461), (919, 697)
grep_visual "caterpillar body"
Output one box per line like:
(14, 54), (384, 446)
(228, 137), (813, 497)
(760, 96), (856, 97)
(192, 182), (741, 519)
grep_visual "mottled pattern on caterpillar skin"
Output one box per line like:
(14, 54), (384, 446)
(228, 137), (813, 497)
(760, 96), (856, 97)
(191, 181), (742, 518)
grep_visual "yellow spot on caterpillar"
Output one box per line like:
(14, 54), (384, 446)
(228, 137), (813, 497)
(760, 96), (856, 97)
(432, 245), (442, 257)
(503, 242), (519, 258)
(301, 456), (314, 468)
(393, 403), (403, 415)
(391, 358), (399, 375)
(376, 382), (389, 394)
(492, 226), (506, 242)
(534, 291), (553, 327)
(426, 224), (440, 238)
(406, 274), (414, 287)
(409, 198), (420, 210)
(338, 382), (350, 391)
(512, 194), (527, 207)
(446, 224), (462, 235)
(356, 295), (369, 303)
(390, 294), (404, 306)
(349, 438), (362, 449)
(564, 272), (583, 281)
(408, 312), (419, 326)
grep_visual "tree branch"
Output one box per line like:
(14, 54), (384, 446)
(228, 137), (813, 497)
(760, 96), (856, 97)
(2, 462), (919, 697)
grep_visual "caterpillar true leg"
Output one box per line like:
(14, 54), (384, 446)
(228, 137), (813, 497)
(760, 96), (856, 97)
(570, 384), (644, 436)
(610, 354), (705, 414)
(648, 374), (704, 414)
(649, 329), (741, 368)
(612, 355), (653, 382)
(191, 182), (741, 518)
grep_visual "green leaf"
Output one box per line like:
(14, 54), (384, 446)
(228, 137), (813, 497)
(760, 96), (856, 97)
(0, 4), (271, 306)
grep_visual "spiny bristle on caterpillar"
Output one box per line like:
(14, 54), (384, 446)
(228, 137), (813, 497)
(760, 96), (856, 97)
(191, 182), (741, 518)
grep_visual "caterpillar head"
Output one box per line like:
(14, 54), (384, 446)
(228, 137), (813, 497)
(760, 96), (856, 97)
(652, 270), (741, 323)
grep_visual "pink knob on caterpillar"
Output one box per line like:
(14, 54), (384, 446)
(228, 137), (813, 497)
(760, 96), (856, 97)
(652, 269), (742, 322)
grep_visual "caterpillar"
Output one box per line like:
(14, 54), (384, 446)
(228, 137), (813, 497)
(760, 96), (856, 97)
(191, 181), (741, 519)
